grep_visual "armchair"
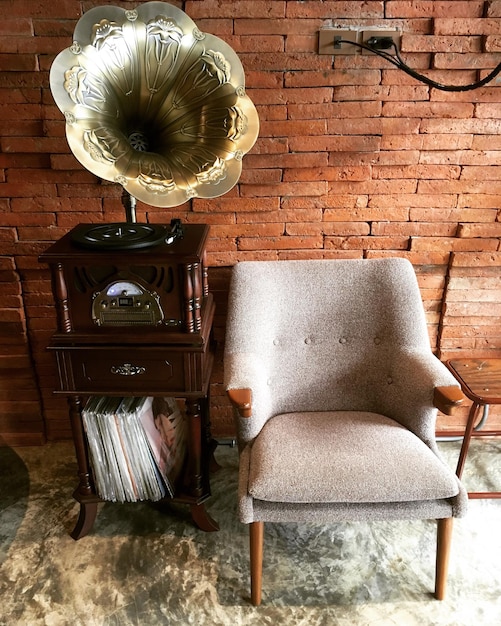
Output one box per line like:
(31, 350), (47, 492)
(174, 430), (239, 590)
(224, 258), (467, 606)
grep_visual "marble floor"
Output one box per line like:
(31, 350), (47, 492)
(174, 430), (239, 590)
(1, 438), (500, 626)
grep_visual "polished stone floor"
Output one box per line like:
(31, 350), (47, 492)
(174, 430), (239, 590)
(1, 438), (500, 625)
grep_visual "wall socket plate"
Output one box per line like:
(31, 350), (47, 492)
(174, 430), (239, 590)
(318, 29), (360, 55)
(361, 29), (400, 54)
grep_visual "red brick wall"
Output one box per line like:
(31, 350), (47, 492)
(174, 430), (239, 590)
(1, 0), (501, 443)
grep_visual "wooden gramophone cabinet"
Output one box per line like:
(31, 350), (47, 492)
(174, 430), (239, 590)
(39, 223), (219, 538)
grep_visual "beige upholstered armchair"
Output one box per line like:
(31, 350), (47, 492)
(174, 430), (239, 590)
(224, 258), (467, 606)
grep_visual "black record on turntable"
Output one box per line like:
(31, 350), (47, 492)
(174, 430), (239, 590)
(71, 223), (168, 250)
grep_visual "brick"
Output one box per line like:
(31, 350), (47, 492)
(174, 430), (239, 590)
(418, 179), (501, 194)
(486, 2), (501, 18)
(445, 287), (501, 303)
(401, 34), (482, 53)
(241, 181), (328, 197)
(2, 213), (55, 227)
(334, 85), (430, 102)
(382, 102), (474, 118)
(410, 236), (499, 252)
(259, 119), (326, 136)
(283, 166), (370, 182)
(240, 52), (333, 72)
(286, 70), (382, 88)
(386, 2), (484, 18)
(0, 182), (58, 198)
(235, 19), (313, 36)
(472, 135), (501, 150)
(371, 222), (457, 237)
(444, 301), (501, 317)
(239, 169), (282, 184)
(410, 208), (496, 222)
(325, 236), (409, 250)
(474, 103), (501, 118)
(372, 165), (460, 179)
(285, 35), (317, 54)
(209, 223), (284, 238)
(457, 195), (501, 208)
(327, 117), (419, 135)
(369, 193), (456, 210)
(294, 195), (368, 210)
(186, 1), (286, 19)
(0, 19), (33, 36)
(33, 19), (74, 37)
(0, 54), (37, 71)
(289, 101), (382, 120)
(222, 35), (285, 54)
(452, 252), (501, 264)
(289, 135), (381, 153)
(286, 222), (370, 236)
(0, 88), (40, 104)
(246, 152), (328, 169)
(0, 35), (68, 54)
(441, 323), (501, 338)
(237, 235), (323, 250)
(434, 18), (501, 35)
(11, 197), (102, 212)
(431, 86), (501, 103)
(460, 166), (501, 180)
(245, 72), (284, 90)
(419, 151), (479, 165)
(286, 1), (383, 19)
(330, 179), (418, 194)
(342, 151), (420, 165)
(421, 118), (501, 134)
(0, 104), (42, 121)
(251, 137), (289, 155)
(3, 1), (80, 18)
(434, 52), (501, 70)
(193, 197), (281, 213)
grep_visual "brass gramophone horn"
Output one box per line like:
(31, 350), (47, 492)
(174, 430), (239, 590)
(49, 2), (259, 248)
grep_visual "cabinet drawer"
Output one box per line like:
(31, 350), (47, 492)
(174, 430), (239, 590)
(57, 348), (188, 394)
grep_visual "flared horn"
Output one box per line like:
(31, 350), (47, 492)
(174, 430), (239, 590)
(49, 1), (259, 208)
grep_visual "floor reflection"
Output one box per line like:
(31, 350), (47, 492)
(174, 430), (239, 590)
(0, 439), (500, 625)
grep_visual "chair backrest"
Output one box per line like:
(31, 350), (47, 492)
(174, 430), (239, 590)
(225, 258), (437, 442)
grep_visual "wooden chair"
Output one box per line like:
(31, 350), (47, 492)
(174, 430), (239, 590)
(224, 258), (467, 606)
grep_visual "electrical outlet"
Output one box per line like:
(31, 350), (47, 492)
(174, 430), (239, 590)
(361, 29), (400, 54)
(318, 29), (360, 55)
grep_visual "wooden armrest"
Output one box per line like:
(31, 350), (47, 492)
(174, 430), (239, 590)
(433, 385), (465, 415)
(227, 388), (252, 418)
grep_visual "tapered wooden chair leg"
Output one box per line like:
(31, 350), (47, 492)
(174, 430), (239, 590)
(249, 521), (264, 606)
(435, 517), (453, 600)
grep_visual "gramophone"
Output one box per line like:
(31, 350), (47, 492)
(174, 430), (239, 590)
(49, 1), (259, 250)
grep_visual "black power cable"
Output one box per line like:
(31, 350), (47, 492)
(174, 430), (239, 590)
(338, 38), (501, 92)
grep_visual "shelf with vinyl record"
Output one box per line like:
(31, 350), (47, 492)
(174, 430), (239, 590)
(39, 222), (219, 539)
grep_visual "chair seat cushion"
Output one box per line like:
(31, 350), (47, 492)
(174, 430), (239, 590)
(247, 411), (460, 504)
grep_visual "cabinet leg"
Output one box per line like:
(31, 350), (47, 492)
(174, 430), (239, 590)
(68, 396), (93, 495)
(70, 501), (99, 540)
(208, 437), (221, 473)
(185, 399), (204, 497)
(190, 503), (219, 532)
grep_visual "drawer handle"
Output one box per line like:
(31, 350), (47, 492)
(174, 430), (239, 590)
(110, 363), (146, 376)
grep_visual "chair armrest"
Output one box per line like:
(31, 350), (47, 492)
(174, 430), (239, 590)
(433, 386), (465, 416)
(227, 388), (252, 418)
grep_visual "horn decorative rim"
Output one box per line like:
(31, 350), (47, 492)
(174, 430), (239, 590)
(49, 1), (259, 208)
